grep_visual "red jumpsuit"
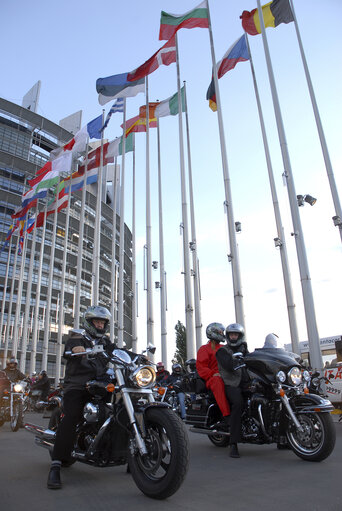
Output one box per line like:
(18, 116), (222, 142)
(196, 341), (230, 416)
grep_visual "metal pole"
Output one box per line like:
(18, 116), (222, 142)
(110, 157), (119, 341)
(0, 236), (12, 346)
(118, 100), (127, 348)
(257, 0), (323, 370)
(3, 234), (20, 366)
(131, 135), (138, 353)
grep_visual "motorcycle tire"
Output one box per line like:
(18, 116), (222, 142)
(127, 407), (189, 500)
(10, 401), (23, 432)
(208, 433), (230, 447)
(286, 411), (336, 462)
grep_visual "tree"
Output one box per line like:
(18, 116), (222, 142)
(173, 320), (187, 368)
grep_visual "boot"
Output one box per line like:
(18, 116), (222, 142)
(230, 443), (240, 458)
(47, 466), (62, 489)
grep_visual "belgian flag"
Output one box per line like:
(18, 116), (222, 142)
(240, 0), (294, 36)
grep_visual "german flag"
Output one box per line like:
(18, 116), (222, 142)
(240, 0), (293, 36)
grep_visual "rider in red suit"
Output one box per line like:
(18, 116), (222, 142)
(196, 323), (230, 422)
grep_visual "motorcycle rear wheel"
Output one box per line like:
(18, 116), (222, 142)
(128, 407), (189, 500)
(208, 433), (230, 447)
(287, 411), (336, 462)
(10, 401), (23, 432)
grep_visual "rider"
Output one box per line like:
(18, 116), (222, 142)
(4, 356), (27, 382)
(196, 323), (231, 428)
(216, 323), (248, 458)
(47, 305), (114, 490)
(165, 363), (187, 420)
(30, 370), (51, 401)
(155, 362), (170, 384)
(263, 333), (279, 348)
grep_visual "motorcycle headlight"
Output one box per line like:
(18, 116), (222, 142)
(276, 371), (286, 383)
(288, 367), (302, 386)
(302, 370), (311, 382)
(14, 384), (24, 392)
(132, 366), (156, 388)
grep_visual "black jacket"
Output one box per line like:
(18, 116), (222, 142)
(4, 367), (26, 383)
(62, 329), (115, 393)
(31, 374), (51, 399)
(216, 341), (249, 387)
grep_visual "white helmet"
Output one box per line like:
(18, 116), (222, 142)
(264, 333), (279, 348)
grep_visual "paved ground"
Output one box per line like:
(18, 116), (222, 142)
(0, 412), (341, 511)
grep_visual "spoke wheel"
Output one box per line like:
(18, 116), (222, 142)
(10, 401), (23, 432)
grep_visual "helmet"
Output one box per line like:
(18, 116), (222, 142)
(185, 358), (197, 372)
(206, 323), (226, 343)
(225, 323), (245, 348)
(156, 362), (164, 372)
(40, 370), (47, 376)
(83, 306), (111, 338)
(264, 333), (279, 348)
(7, 356), (18, 369)
(172, 363), (182, 373)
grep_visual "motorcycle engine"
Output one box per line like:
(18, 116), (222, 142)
(83, 402), (99, 423)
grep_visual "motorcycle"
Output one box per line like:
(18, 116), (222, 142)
(25, 344), (189, 499)
(0, 380), (26, 431)
(185, 348), (336, 462)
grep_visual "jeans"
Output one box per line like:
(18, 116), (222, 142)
(177, 392), (186, 419)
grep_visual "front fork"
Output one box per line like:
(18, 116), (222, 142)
(115, 369), (154, 457)
(278, 387), (303, 432)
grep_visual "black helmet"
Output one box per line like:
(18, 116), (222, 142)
(225, 323), (245, 347)
(206, 323), (225, 343)
(83, 306), (111, 338)
(172, 363), (182, 373)
(185, 358), (197, 372)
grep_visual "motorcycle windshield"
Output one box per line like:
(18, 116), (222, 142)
(245, 349), (300, 382)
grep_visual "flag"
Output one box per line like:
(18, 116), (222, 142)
(206, 35), (250, 111)
(121, 115), (157, 137)
(159, 1), (209, 40)
(4, 222), (19, 241)
(101, 98), (124, 132)
(27, 189), (68, 234)
(96, 72), (145, 106)
(22, 168), (62, 207)
(63, 167), (99, 194)
(127, 37), (176, 82)
(155, 87), (185, 118)
(11, 199), (38, 219)
(240, 0), (293, 36)
(86, 115), (103, 140)
(107, 133), (134, 159)
(35, 151), (72, 177)
(49, 116), (103, 160)
(0, 240), (9, 254)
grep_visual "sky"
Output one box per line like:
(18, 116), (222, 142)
(1, 0), (341, 365)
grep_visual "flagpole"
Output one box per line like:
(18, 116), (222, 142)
(245, 34), (300, 355)
(131, 134), (138, 353)
(118, 100), (127, 348)
(55, 169), (73, 385)
(0, 236), (12, 346)
(29, 204), (47, 374)
(145, 75), (155, 352)
(289, 0), (342, 241)
(20, 205), (39, 372)
(175, 33), (195, 359)
(12, 228), (28, 356)
(74, 138), (89, 328)
(206, 0), (245, 328)
(256, 0), (323, 370)
(92, 111), (105, 305)
(110, 155), (119, 341)
(183, 81), (203, 351)
(3, 233), (20, 366)
(42, 179), (60, 370)
(156, 118), (168, 366)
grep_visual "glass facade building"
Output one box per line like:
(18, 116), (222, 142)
(0, 97), (133, 380)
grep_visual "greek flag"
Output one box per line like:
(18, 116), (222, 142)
(101, 98), (124, 131)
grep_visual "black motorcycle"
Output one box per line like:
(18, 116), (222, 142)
(25, 344), (189, 499)
(186, 348), (336, 462)
(0, 380), (25, 431)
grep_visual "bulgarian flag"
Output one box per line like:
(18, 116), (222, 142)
(240, 0), (293, 36)
(159, 1), (209, 41)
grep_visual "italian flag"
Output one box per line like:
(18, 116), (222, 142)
(159, 1), (209, 41)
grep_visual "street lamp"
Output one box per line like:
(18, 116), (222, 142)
(297, 194), (317, 207)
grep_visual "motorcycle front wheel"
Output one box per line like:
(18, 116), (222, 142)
(128, 407), (189, 500)
(286, 411), (336, 462)
(10, 401), (23, 432)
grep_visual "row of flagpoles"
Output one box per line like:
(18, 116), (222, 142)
(1, 0), (340, 375)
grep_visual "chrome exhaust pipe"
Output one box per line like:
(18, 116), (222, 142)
(189, 427), (230, 437)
